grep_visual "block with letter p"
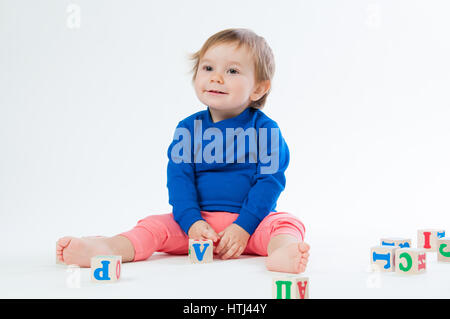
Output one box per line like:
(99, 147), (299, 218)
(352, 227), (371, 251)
(91, 255), (122, 283)
(188, 239), (213, 264)
(272, 276), (309, 299)
(437, 237), (450, 263)
(395, 248), (426, 275)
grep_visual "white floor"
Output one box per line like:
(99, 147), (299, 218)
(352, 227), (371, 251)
(1, 233), (450, 299)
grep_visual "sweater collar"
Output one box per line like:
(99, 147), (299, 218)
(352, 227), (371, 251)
(206, 106), (252, 127)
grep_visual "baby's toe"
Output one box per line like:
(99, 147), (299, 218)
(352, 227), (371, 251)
(298, 242), (310, 253)
(57, 236), (73, 249)
(300, 257), (308, 265)
(298, 264), (306, 273)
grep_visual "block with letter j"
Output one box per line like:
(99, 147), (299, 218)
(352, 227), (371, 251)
(188, 239), (213, 264)
(91, 255), (122, 283)
(370, 245), (398, 272)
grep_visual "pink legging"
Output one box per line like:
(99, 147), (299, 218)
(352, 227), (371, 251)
(120, 211), (305, 261)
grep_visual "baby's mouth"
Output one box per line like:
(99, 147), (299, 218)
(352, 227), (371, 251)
(206, 90), (227, 95)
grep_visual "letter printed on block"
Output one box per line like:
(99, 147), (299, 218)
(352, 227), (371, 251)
(437, 237), (450, 263)
(188, 239), (213, 264)
(380, 237), (411, 248)
(370, 246), (398, 272)
(417, 229), (446, 251)
(272, 276), (309, 299)
(395, 248), (426, 275)
(90, 255), (122, 283)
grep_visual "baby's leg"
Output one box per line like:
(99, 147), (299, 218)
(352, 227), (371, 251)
(56, 235), (134, 267)
(244, 212), (309, 274)
(56, 213), (189, 268)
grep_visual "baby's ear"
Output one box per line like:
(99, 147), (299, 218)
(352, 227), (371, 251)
(251, 80), (271, 101)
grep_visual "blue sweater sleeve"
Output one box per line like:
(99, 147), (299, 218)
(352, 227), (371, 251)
(166, 121), (204, 235)
(233, 121), (290, 235)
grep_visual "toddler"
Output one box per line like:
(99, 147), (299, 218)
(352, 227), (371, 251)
(56, 28), (310, 274)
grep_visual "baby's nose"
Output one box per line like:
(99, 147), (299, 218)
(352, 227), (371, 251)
(210, 73), (224, 83)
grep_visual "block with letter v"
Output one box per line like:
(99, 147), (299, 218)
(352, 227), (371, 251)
(189, 239), (213, 264)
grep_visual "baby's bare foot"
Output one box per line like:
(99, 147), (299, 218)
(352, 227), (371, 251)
(266, 242), (310, 274)
(56, 236), (113, 268)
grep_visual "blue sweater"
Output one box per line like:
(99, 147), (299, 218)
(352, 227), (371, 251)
(166, 106), (290, 235)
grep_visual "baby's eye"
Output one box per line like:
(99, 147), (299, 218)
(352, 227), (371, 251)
(201, 65), (239, 74)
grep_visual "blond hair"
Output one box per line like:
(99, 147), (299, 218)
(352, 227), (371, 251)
(187, 28), (275, 110)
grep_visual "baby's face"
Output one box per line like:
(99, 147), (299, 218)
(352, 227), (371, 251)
(194, 42), (259, 113)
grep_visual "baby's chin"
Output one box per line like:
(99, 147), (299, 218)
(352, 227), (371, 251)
(201, 101), (232, 111)
(207, 104), (232, 110)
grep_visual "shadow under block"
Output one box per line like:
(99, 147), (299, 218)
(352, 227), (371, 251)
(272, 276), (309, 299)
(188, 239), (213, 264)
(370, 246), (398, 272)
(395, 248), (426, 275)
(417, 229), (446, 251)
(90, 255), (122, 282)
(380, 237), (411, 248)
(437, 237), (450, 262)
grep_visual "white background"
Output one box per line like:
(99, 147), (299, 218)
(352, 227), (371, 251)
(1, 0), (450, 298)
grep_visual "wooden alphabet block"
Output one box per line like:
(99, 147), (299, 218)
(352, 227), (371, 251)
(272, 276), (309, 299)
(380, 237), (411, 248)
(437, 237), (450, 263)
(370, 245), (398, 272)
(395, 248), (426, 275)
(417, 229), (446, 251)
(90, 255), (122, 282)
(188, 239), (213, 264)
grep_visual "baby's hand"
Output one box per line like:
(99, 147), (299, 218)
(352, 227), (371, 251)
(188, 220), (220, 243)
(215, 223), (250, 260)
